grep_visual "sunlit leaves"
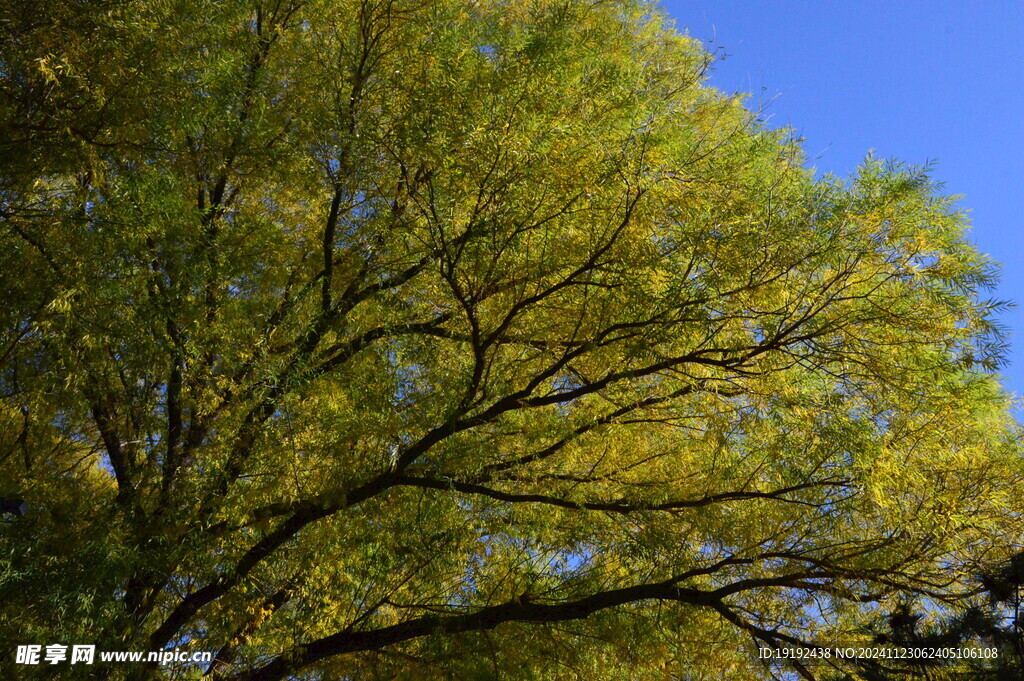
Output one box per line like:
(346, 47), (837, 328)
(1, 1), (1021, 680)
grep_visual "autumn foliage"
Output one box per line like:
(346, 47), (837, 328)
(1, 1), (1021, 679)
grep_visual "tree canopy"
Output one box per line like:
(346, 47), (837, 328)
(1, 0), (1022, 679)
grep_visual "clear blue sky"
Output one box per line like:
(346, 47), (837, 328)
(661, 0), (1024, 401)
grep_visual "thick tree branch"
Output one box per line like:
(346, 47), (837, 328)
(225, 568), (824, 681)
(391, 475), (849, 514)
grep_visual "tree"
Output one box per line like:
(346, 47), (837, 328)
(1, 0), (1021, 679)
(830, 553), (1024, 681)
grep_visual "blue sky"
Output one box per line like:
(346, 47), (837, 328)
(661, 1), (1024, 401)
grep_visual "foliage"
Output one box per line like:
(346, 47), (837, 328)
(1, 0), (1021, 679)
(826, 553), (1024, 681)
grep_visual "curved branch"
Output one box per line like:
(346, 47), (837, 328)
(223, 581), (704, 681)
(393, 475), (849, 514)
(224, 566), (826, 681)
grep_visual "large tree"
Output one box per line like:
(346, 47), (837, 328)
(1, 0), (1021, 679)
